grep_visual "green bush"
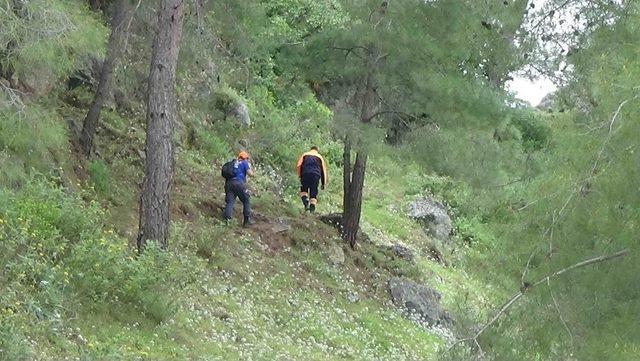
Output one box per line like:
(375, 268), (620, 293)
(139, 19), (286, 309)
(510, 112), (551, 152)
(211, 84), (244, 116)
(0, 0), (106, 84)
(196, 129), (230, 162)
(0, 178), (178, 351)
(0, 105), (68, 184)
(88, 159), (110, 195)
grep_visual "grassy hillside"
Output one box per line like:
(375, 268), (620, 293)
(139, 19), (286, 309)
(0, 106), (497, 360)
(2, 1), (638, 360)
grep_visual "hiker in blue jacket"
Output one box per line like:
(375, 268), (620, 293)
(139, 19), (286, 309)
(223, 151), (254, 227)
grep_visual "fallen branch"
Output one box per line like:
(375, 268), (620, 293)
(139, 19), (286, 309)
(449, 249), (628, 353)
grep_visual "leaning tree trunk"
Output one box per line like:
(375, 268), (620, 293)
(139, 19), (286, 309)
(80, 0), (127, 157)
(342, 150), (367, 247)
(341, 57), (376, 248)
(137, 0), (184, 251)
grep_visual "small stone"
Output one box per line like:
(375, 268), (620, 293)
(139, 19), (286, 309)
(347, 293), (360, 303)
(327, 243), (345, 265)
(391, 243), (415, 263)
(271, 218), (291, 233)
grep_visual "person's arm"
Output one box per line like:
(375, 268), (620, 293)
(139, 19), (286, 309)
(246, 162), (254, 177)
(296, 154), (304, 178)
(320, 155), (328, 189)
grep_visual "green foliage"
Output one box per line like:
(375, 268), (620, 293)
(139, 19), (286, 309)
(510, 111), (551, 152)
(194, 129), (230, 162)
(0, 179), (179, 358)
(0, 104), (68, 185)
(0, 0), (107, 85)
(88, 159), (110, 195)
(1, 0), (638, 359)
(211, 84), (244, 116)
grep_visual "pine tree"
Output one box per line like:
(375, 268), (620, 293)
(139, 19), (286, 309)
(137, 0), (185, 251)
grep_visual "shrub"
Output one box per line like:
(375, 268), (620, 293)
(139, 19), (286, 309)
(0, 0), (107, 85)
(88, 159), (110, 195)
(510, 112), (551, 152)
(0, 178), (178, 338)
(0, 105), (68, 185)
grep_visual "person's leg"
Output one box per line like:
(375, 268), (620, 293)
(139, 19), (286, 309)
(309, 175), (320, 213)
(223, 181), (236, 220)
(300, 176), (310, 210)
(236, 182), (253, 226)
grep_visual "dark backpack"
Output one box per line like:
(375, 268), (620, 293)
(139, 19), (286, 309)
(221, 159), (237, 180)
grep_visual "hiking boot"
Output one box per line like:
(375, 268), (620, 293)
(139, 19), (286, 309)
(243, 216), (255, 227)
(301, 196), (310, 211)
(309, 204), (316, 213)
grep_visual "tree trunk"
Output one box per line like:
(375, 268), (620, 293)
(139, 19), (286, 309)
(137, 0), (185, 251)
(343, 135), (352, 216)
(341, 64), (376, 248)
(89, 0), (102, 12)
(80, 0), (127, 158)
(343, 150), (367, 248)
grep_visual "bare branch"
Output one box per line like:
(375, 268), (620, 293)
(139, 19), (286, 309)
(547, 278), (574, 345)
(361, 109), (419, 123)
(449, 249), (628, 352)
(0, 81), (26, 115)
(122, 0), (143, 54)
(591, 95), (638, 174)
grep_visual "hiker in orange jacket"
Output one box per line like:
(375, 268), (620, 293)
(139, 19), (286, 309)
(296, 146), (328, 213)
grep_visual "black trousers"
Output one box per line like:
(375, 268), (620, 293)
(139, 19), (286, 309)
(300, 173), (321, 203)
(224, 180), (251, 219)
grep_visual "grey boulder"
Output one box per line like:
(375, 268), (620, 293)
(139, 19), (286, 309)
(408, 197), (452, 241)
(388, 277), (452, 327)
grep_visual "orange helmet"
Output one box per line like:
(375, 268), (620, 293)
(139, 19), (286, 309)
(238, 151), (250, 160)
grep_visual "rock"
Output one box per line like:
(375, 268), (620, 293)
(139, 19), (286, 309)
(424, 240), (447, 265)
(319, 213), (343, 229)
(391, 243), (415, 263)
(347, 293), (360, 303)
(326, 243), (345, 265)
(271, 218), (291, 234)
(408, 197), (452, 242)
(388, 277), (453, 327)
(18, 68), (56, 96)
(228, 101), (250, 127)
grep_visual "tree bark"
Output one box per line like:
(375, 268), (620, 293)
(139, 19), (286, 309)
(80, 0), (127, 158)
(342, 135), (352, 216)
(89, 0), (102, 12)
(341, 60), (376, 248)
(342, 150), (367, 247)
(340, 1), (390, 248)
(137, 0), (185, 251)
